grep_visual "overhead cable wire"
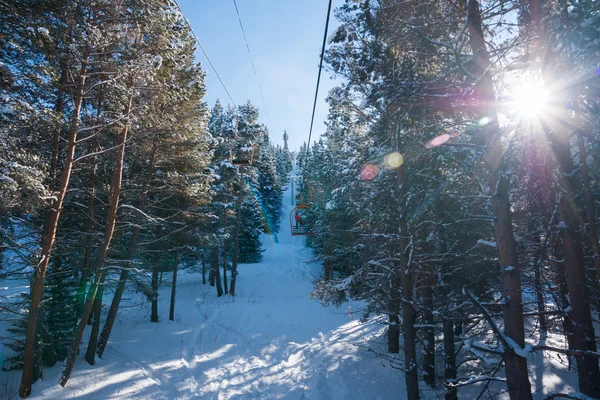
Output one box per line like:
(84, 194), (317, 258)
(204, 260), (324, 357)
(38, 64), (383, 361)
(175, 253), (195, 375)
(231, 0), (269, 116)
(172, 0), (237, 108)
(306, 0), (333, 154)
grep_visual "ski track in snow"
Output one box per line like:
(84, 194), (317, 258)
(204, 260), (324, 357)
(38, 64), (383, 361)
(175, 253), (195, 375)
(1, 177), (404, 400)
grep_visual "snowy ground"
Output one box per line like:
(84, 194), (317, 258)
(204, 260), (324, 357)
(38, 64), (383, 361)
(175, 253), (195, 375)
(1, 181), (405, 399)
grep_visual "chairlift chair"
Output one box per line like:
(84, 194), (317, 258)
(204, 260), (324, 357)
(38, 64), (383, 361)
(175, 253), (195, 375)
(290, 204), (316, 236)
(230, 144), (254, 165)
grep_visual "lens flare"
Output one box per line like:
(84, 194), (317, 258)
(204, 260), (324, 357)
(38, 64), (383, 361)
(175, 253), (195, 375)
(383, 152), (404, 170)
(360, 164), (378, 180)
(424, 133), (458, 149)
(478, 116), (491, 125)
(511, 83), (549, 117)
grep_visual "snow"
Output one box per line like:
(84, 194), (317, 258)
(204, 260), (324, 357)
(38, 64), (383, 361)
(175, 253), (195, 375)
(36, 27), (49, 35)
(477, 239), (497, 248)
(504, 266), (515, 272)
(504, 337), (533, 359)
(1, 178), (404, 399)
(327, 26), (342, 44)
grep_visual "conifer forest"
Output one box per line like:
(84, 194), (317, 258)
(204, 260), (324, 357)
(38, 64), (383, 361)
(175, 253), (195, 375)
(1, 0), (600, 399)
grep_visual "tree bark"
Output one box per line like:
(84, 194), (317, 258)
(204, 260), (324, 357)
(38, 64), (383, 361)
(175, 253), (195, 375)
(84, 276), (104, 364)
(577, 132), (600, 281)
(534, 256), (547, 334)
(60, 97), (132, 387)
(558, 193), (599, 394)
(151, 261), (159, 323)
(222, 210), (228, 294)
(443, 317), (457, 400)
(393, 131), (418, 398)
(230, 194), (241, 296)
(202, 257), (207, 285)
(78, 138), (99, 313)
(209, 256), (215, 286)
(433, 180), (457, 400)
(96, 143), (157, 357)
(388, 268), (401, 354)
(169, 245), (180, 321)
(324, 240), (333, 281)
(212, 247), (223, 297)
(528, 1), (600, 393)
(555, 232), (574, 371)
(19, 47), (90, 399)
(387, 313), (400, 354)
(465, 2), (533, 398)
(422, 274), (435, 388)
(401, 244), (418, 400)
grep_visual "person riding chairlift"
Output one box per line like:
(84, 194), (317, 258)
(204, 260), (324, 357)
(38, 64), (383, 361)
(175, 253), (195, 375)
(295, 212), (302, 228)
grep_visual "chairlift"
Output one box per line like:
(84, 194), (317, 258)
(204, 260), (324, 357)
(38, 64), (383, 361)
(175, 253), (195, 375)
(294, 180), (312, 205)
(290, 204), (316, 236)
(230, 144), (254, 165)
(290, 178), (316, 236)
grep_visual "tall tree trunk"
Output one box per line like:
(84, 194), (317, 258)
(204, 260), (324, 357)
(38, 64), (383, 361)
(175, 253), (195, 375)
(534, 256), (547, 334)
(443, 318), (456, 400)
(212, 247), (223, 297)
(530, 0), (600, 392)
(49, 62), (67, 191)
(209, 252), (216, 287)
(151, 224), (161, 324)
(393, 130), (418, 398)
(60, 97), (132, 387)
(433, 182), (457, 400)
(169, 245), (180, 321)
(151, 260), (159, 323)
(202, 257), (207, 285)
(422, 273), (435, 388)
(80, 81), (104, 297)
(96, 143), (157, 357)
(555, 232), (574, 370)
(465, 2), (533, 398)
(401, 243), (418, 400)
(324, 259), (332, 281)
(578, 132), (600, 281)
(387, 314), (400, 354)
(558, 192), (599, 394)
(388, 270), (401, 354)
(78, 138), (99, 315)
(222, 210), (228, 294)
(324, 240), (333, 281)
(84, 276), (104, 364)
(230, 195), (241, 296)
(19, 47), (90, 399)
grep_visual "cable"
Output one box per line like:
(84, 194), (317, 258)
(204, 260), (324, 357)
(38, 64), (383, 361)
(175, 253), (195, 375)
(172, 0), (237, 108)
(232, 0), (269, 116)
(306, 0), (333, 154)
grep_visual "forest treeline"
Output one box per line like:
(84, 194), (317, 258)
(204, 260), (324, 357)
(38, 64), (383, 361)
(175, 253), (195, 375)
(301, 1), (600, 399)
(0, 0), (291, 397)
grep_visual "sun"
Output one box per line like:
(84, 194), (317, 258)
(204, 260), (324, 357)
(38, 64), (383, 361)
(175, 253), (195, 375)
(510, 82), (549, 117)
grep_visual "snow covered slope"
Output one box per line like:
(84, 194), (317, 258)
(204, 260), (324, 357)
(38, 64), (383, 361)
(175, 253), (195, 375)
(1, 179), (404, 399)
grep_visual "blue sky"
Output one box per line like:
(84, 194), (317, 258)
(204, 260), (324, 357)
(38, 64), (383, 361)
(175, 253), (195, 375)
(177, 0), (342, 151)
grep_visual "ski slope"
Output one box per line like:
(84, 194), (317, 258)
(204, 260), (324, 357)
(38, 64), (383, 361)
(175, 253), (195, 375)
(2, 179), (404, 399)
